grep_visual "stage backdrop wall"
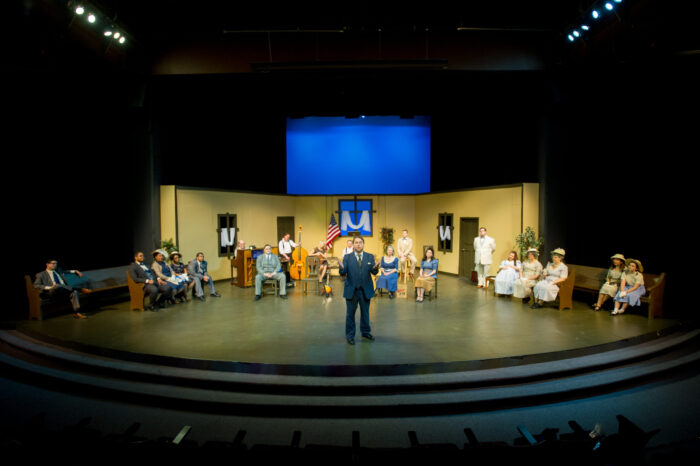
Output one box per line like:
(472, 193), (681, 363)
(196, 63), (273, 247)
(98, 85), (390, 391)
(161, 184), (538, 281)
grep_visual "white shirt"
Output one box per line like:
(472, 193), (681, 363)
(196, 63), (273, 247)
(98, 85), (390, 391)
(278, 239), (298, 254)
(342, 247), (354, 257)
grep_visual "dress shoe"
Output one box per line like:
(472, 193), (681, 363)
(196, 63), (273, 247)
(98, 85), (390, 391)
(280, 294), (288, 299)
(197, 296), (206, 302)
(211, 292), (221, 297)
(346, 338), (355, 345)
(362, 333), (375, 341)
(73, 313), (87, 319)
(254, 295), (261, 301)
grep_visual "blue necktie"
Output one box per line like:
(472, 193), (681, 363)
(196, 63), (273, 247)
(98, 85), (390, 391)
(53, 271), (62, 285)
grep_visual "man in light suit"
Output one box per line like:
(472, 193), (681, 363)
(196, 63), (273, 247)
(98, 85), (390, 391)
(254, 244), (287, 300)
(474, 227), (496, 287)
(396, 229), (417, 276)
(187, 252), (221, 301)
(338, 236), (380, 345)
(33, 259), (85, 318)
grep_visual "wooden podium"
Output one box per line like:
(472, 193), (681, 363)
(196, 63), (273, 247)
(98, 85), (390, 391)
(231, 249), (254, 287)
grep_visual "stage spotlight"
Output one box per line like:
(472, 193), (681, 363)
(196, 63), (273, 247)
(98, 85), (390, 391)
(88, 13), (96, 23)
(104, 30), (112, 36)
(592, 10), (600, 19)
(573, 30), (580, 37)
(119, 37), (125, 44)
(568, 34), (575, 42)
(581, 25), (590, 31)
(75, 6), (84, 15)
(605, 2), (614, 10)
(114, 32), (121, 39)
(360, 115), (366, 119)
(614, 0), (622, 2)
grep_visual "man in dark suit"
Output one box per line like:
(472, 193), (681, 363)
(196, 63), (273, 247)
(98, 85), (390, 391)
(338, 236), (380, 344)
(128, 251), (172, 310)
(33, 259), (86, 318)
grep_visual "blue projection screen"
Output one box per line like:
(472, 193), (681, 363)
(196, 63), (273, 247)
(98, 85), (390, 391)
(286, 116), (430, 194)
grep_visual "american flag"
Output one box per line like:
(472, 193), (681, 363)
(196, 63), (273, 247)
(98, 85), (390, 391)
(326, 214), (340, 250)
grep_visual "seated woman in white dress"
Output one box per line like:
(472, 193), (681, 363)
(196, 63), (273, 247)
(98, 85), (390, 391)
(494, 251), (521, 296)
(611, 259), (646, 315)
(592, 253), (626, 311)
(513, 248), (543, 303)
(531, 248), (568, 308)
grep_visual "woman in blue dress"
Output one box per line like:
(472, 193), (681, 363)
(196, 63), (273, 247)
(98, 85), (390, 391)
(375, 245), (399, 298)
(415, 247), (438, 303)
(612, 259), (646, 315)
(170, 251), (193, 302)
(152, 249), (186, 304)
(494, 251), (521, 296)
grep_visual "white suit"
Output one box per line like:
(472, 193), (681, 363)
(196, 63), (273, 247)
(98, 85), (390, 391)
(474, 235), (496, 286)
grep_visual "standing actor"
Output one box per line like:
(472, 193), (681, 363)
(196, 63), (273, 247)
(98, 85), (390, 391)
(396, 229), (418, 276)
(474, 227), (496, 287)
(338, 236), (380, 345)
(187, 252), (221, 301)
(254, 244), (287, 300)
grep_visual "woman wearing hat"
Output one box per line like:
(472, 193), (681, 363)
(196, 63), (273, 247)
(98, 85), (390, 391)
(494, 251), (521, 296)
(611, 259), (646, 315)
(513, 248), (543, 303)
(592, 254), (626, 311)
(170, 251), (193, 302)
(151, 249), (186, 304)
(531, 248), (568, 308)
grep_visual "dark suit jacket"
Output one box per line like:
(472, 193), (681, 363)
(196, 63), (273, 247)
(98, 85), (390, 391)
(33, 270), (69, 290)
(128, 262), (153, 285)
(339, 251), (378, 300)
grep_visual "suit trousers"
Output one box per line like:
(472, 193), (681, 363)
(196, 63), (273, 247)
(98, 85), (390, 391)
(399, 253), (417, 273)
(345, 288), (371, 340)
(144, 283), (172, 304)
(193, 274), (216, 297)
(475, 264), (491, 286)
(44, 285), (80, 312)
(255, 272), (286, 296)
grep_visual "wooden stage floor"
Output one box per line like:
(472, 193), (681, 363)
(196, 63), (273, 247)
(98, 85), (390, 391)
(17, 275), (678, 372)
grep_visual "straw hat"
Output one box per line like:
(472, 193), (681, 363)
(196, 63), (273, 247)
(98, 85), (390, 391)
(551, 248), (566, 257)
(170, 251), (182, 260)
(152, 248), (169, 260)
(526, 248), (539, 257)
(626, 258), (644, 273)
(610, 253), (626, 262)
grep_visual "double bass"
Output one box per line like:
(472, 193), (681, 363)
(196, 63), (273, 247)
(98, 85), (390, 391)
(289, 225), (308, 280)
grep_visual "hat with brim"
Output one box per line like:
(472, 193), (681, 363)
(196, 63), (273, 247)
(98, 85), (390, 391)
(551, 248), (566, 257)
(152, 248), (169, 260)
(610, 253), (626, 262)
(526, 248), (539, 257)
(626, 258), (644, 273)
(170, 251), (182, 259)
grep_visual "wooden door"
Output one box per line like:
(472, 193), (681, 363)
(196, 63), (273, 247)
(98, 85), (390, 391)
(277, 216), (295, 243)
(459, 218), (479, 279)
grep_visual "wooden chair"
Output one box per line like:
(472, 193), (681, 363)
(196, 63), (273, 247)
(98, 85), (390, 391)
(414, 276), (438, 300)
(302, 256), (321, 295)
(126, 271), (146, 311)
(262, 278), (279, 296)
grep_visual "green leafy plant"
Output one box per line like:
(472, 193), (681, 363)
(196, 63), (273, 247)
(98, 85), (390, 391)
(380, 227), (394, 253)
(160, 238), (178, 256)
(515, 227), (544, 260)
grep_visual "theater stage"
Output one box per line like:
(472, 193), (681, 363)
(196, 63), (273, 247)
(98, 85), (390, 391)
(15, 275), (677, 370)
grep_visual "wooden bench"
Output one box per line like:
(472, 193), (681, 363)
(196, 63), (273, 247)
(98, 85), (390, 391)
(26, 265), (130, 320)
(570, 264), (666, 320)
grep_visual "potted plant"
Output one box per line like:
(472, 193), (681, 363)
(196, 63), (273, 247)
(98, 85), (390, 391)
(515, 227), (544, 260)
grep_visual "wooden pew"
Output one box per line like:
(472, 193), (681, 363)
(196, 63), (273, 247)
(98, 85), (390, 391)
(570, 264), (666, 320)
(26, 265), (130, 320)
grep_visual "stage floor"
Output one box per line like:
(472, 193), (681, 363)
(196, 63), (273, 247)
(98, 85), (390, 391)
(17, 275), (678, 371)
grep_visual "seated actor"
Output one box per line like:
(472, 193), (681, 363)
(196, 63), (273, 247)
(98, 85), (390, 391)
(341, 239), (354, 258)
(34, 259), (86, 318)
(169, 251), (193, 302)
(397, 229), (418, 276)
(187, 252), (221, 301)
(254, 244), (287, 301)
(128, 251), (172, 310)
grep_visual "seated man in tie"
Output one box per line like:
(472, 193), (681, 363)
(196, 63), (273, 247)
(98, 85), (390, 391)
(254, 244), (287, 301)
(33, 259), (86, 318)
(187, 252), (221, 301)
(397, 229), (418, 277)
(128, 251), (172, 310)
